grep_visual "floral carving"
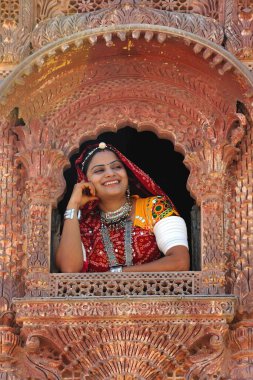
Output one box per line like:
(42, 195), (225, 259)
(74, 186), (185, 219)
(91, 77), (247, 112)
(229, 321), (253, 380)
(36, 0), (69, 23)
(31, 4), (224, 50)
(13, 297), (236, 320)
(13, 119), (68, 295)
(190, 0), (220, 20)
(225, 1), (253, 59)
(14, 119), (68, 203)
(0, 0), (20, 25)
(0, 117), (26, 309)
(12, 300), (233, 380)
(0, 310), (20, 375)
(228, 117), (253, 316)
(0, 20), (31, 64)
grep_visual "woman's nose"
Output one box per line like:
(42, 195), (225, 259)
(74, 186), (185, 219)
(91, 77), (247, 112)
(104, 167), (114, 176)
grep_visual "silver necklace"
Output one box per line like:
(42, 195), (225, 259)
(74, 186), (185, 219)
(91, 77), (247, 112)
(100, 219), (133, 267)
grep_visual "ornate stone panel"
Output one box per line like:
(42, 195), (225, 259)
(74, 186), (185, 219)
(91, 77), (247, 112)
(0, 116), (26, 305)
(0, 116), (24, 377)
(0, 1), (19, 25)
(225, 0), (253, 60)
(31, 3), (224, 51)
(227, 117), (253, 316)
(13, 119), (68, 296)
(12, 296), (236, 380)
(229, 320), (253, 380)
(33, 0), (223, 20)
(35, 0), (69, 23)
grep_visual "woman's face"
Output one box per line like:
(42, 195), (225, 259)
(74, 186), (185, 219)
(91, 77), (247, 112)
(86, 150), (128, 200)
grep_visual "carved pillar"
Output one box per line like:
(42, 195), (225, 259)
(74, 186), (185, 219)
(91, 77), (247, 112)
(227, 116), (253, 379)
(185, 115), (246, 294)
(0, 115), (24, 377)
(14, 119), (68, 297)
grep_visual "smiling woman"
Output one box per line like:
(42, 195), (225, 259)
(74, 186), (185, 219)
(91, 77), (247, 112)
(55, 142), (190, 273)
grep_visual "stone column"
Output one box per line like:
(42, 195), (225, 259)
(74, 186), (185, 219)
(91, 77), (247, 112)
(227, 117), (253, 379)
(185, 116), (246, 294)
(14, 119), (68, 297)
(0, 115), (24, 376)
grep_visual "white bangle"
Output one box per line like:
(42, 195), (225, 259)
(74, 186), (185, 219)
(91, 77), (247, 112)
(64, 209), (81, 220)
(153, 216), (188, 254)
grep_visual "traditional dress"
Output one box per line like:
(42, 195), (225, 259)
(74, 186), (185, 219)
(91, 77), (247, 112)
(75, 143), (188, 272)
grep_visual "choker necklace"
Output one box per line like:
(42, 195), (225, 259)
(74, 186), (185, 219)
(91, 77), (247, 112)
(100, 200), (132, 228)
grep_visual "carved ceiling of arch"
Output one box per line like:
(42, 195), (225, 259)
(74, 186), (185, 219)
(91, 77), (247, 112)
(1, 21), (252, 117)
(31, 3), (224, 51)
(10, 37), (241, 123)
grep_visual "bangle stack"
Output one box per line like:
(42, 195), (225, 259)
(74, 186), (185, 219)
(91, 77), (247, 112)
(110, 266), (123, 273)
(64, 209), (81, 220)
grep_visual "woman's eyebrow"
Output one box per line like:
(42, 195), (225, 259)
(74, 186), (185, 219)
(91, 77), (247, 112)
(90, 160), (121, 171)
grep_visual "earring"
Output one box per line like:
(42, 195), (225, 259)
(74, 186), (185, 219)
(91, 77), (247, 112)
(126, 187), (131, 200)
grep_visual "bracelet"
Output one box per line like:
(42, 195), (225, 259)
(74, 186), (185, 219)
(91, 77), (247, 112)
(110, 266), (123, 273)
(64, 209), (81, 220)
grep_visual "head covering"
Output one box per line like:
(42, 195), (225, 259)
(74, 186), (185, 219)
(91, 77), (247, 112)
(75, 142), (172, 214)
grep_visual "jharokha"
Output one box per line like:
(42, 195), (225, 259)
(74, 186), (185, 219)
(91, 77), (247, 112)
(0, 1), (253, 379)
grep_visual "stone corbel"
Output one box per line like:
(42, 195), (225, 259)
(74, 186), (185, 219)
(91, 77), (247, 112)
(14, 119), (69, 296)
(184, 114), (246, 294)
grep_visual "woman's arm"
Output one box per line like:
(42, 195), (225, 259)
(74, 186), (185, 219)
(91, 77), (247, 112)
(55, 181), (97, 273)
(123, 245), (190, 272)
(55, 215), (84, 273)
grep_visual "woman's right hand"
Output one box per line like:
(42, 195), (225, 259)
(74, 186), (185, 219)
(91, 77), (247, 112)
(67, 181), (98, 209)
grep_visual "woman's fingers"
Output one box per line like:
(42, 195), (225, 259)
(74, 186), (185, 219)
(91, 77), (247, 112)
(80, 181), (96, 197)
(78, 181), (98, 205)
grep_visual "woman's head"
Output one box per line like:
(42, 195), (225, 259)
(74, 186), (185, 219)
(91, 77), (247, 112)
(85, 148), (129, 201)
(76, 141), (167, 203)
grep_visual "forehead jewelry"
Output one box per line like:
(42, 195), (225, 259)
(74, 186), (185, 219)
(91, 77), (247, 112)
(81, 142), (108, 171)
